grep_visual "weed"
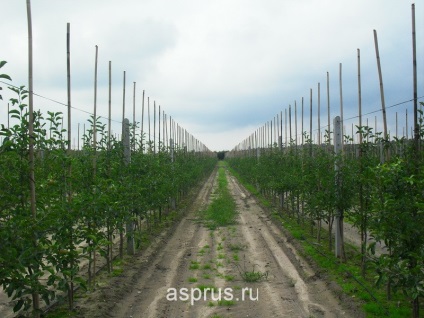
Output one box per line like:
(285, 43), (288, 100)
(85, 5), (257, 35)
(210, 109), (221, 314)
(236, 257), (268, 282)
(202, 273), (211, 279)
(188, 277), (198, 283)
(202, 264), (212, 270)
(224, 275), (235, 281)
(217, 299), (235, 306)
(189, 261), (200, 270)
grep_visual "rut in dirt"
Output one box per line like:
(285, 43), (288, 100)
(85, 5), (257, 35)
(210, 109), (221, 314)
(85, 165), (360, 318)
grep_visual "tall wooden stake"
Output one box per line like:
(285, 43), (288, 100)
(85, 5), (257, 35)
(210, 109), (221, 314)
(26, 1), (40, 315)
(334, 116), (344, 259)
(141, 90), (145, 150)
(108, 61), (112, 148)
(318, 82), (321, 145)
(66, 22), (75, 310)
(122, 71), (126, 135)
(327, 72), (330, 143)
(339, 63), (344, 151)
(373, 30), (388, 141)
(133, 82), (136, 150)
(412, 4), (419, 152)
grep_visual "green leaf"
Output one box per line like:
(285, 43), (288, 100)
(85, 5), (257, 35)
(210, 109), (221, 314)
(13, 299), (24, 312)
(0, 74), (12, 81)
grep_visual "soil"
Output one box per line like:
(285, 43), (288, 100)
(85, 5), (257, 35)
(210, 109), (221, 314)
(1, 167), (365, 317)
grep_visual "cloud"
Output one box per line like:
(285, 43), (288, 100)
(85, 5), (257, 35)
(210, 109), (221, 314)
(1, 0), (423, 151)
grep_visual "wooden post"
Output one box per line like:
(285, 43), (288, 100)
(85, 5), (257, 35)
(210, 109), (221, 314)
(141, 90), (145, 150)
(93, 45), (98, 152)
(412, 4), (419, 152)
(327, 72), (330, 144)
(132, 82), (136, 151)
(26, 1), (40, 315)
(406, 109), (409, 140)
(123, 118), (135, 254)
(294, 101), (298, 147)
(67, 23), (72, 151)
(289, 105), (292, 144)
(310, 88), (313, 152)
(358, 49), (362, 146)
(334, 116), (343, 258)
(159, 105), (161, 152)
(148, 97), (151, 150)
(77, 123), (80, 150)
(373, 30), (388, 141)
(108, 61), (112, 149)
(154, 101), (156, 154)
(318, 82), (321, 146)
(301, 97), (304, 145)
(66, 22), (75, 309)
(339, 63), (344, 150)
(285, 109), (287, 148)
(122, 71), (126, 135)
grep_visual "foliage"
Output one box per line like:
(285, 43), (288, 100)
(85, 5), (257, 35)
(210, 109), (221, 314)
(0, 66), (216, 316)
(227, 112), (424, 317)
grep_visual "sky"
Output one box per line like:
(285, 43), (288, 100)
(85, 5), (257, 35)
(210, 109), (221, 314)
(1, 0), (423, 151)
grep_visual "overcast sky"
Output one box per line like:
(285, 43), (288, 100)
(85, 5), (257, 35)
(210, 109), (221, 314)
(1, 1), (423, 151)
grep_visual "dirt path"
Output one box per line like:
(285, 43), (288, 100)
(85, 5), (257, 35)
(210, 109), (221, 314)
(73, 167), (362, 318)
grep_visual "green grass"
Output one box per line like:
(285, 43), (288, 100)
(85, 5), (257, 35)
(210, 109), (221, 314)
(279, 215), (415, 317)
(189, 260), (200, 270)
(202, 273), (211, 279)
(229, 243), (245, 252)
(224, 275), (235, 281)
(217, 299), (236, 306)
(188, 277), (198, 283)
(201, 166), (237, 229)
(202, 263), (212, 270)
(46, 308), (77, 318)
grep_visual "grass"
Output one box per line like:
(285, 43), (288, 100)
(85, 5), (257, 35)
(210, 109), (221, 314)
(240, 269), (268, 282)
(202, 273), (211, 279)
(217, 299), (236, 306)
(202, 263), (212, 270)
(201, 165), (237, 230)
(46, 308), (77, 318)
(229, 243), (245, 252)
(189, 260), (200, 270)
(188, 277), (198, 283)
